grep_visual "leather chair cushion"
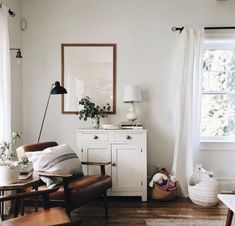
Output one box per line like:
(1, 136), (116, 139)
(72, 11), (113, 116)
(39, 175), (112, 205)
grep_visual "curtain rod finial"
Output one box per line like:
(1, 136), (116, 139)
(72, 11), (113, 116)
(171, 26), (184, 33)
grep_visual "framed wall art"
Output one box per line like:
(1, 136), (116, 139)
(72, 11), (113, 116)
(61, 43), (116, 114)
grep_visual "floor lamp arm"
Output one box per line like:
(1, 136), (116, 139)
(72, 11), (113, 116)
(37, 85), (53, 143)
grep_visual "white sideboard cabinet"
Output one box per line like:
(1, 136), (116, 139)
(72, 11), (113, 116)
(76, 129), (147, 201)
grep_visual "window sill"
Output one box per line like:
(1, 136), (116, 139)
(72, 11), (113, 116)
(200, 140), (235, 151)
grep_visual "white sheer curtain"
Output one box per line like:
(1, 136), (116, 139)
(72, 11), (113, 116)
(171, 28), (204, 196)
(0, 4), (12, 215)
(0, 4), (11, 143)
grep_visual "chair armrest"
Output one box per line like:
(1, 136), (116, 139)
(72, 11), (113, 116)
(81, 161), (111, 175)
(35, 171), (73, 178)
(0, 186), (59, 202)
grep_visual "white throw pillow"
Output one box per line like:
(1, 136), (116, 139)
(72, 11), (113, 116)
(27, 144), (83, 188)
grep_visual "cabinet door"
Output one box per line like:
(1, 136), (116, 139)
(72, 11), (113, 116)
(111, 145), (142, 192)
(82, 144), (111, 176)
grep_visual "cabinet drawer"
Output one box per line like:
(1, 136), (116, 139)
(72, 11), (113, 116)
(80, 133), (109, 142)
(114, 133), (141, 143)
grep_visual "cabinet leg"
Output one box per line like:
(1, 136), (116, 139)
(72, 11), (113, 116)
(142, 190), (147, 202)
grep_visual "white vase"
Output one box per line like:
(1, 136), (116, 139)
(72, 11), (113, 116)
(0, 164), (21, 185)
(92, 117), (100, 129)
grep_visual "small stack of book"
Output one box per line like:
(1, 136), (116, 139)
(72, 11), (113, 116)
(120, 121), (143, 129)
(19, 162), (33, 180)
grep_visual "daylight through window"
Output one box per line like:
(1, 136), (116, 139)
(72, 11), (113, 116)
(200, 39), (235, 139)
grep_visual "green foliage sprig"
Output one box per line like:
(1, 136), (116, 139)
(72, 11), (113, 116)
(78, 96), (111, 121)
(0, 131), (22, 166)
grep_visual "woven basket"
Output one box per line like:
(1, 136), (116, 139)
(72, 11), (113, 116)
(150, 168), (178, 201)
(151, 183), (178, 201)
(188, 168), (220, 207)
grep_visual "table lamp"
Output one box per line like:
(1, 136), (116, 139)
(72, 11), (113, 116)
(37, 81), (67, 142)
(123, 85), (142, 122)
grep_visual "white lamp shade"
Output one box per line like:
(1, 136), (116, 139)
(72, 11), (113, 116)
(123, 85), (142, 103)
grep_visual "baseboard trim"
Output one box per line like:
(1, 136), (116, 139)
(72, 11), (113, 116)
(217, 178), (235, 191)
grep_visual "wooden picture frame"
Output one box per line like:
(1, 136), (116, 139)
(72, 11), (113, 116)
(61, 43), (116, 114)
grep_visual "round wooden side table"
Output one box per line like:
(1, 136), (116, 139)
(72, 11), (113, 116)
(0, 173), (40, 220)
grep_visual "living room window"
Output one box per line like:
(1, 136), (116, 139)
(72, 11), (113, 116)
(200, 38), (235, 149)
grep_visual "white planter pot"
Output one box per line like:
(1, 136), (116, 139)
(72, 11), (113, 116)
(0, 164), (20, 185)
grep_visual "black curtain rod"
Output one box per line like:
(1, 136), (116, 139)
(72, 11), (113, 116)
(0, 2), (16, 17)
(172, 26), (235, 33)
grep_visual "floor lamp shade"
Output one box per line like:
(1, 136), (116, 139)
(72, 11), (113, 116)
(37, 81), (67, 142)
(51, 81), (67, 95)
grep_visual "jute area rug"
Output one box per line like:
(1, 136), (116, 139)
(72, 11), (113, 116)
(145, 218), (233, 226)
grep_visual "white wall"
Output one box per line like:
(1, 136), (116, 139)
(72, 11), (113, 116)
(21, 0), (235, 186)
(2, 0), (23, 143)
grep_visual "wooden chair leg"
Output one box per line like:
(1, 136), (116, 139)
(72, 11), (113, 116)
(63, 179), (71, 218)
(21, 198), (25, 216)
(103, 192), (108, 220)
(65, 206), (71, 218)
(14, 198), (20, 217)
(226, 209), (234, 226)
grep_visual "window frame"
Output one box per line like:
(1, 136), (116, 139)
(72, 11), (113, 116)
(200, 37), (235, 150)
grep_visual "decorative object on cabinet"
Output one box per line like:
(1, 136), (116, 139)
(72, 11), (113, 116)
(120, 121), (143, 129)
(102, 124), (119, 130)
(77, 96), (111, 129)
(76, 129), (147, 201)
(61, 43), (116, 115)
(123, 85), (142, 122)
(37, 81), (67, 142)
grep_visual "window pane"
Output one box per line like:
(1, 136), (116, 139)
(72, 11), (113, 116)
(202, 50), (235, 92)
(203, 50), (235, 72)
(200, 94), (235, 136)
(202, 71), (235, 92)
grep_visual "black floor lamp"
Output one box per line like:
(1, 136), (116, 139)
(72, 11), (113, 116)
(37, 81), (67, 143)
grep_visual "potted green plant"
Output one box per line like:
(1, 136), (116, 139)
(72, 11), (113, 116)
(0, 132), (28, 184)
(78, 96), (111, 129)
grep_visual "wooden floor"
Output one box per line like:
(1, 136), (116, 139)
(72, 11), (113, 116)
(69, 197), (229, 226)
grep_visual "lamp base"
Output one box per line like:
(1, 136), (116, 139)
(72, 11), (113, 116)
(126, 103), (138, 122)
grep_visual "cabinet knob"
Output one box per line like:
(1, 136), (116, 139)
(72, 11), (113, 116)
(93, 135), (98, 139)
(126, 135), (132, 140)
(111, 162), (116, 167)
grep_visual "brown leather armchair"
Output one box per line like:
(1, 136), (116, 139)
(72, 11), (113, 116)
(16, 141), (112, 219)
